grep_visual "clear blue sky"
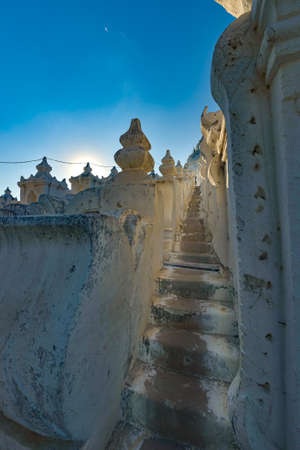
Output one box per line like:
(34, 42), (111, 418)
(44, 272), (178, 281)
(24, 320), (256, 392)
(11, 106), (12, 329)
(0, 0), (232, 197)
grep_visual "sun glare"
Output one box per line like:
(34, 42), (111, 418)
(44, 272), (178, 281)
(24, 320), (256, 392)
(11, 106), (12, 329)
(66, 152), (112, 180)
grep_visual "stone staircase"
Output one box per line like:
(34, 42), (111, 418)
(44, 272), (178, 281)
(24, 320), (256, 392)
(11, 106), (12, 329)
(108, 187), (239, 450)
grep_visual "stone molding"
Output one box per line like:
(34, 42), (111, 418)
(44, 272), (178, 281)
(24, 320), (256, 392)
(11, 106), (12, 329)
(211, 1), (300, 449)
(256, 13), (300, 84)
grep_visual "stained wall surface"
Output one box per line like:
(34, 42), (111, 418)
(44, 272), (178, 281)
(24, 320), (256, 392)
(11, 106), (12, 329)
(0, 211), (155, 448)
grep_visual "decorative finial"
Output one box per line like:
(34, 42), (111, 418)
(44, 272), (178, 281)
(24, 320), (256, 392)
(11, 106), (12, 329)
(176, 160), (184, 177)
(159, 150), (177, 177)
(36, 156), (52, 173)
(83, 162), (92, 175)
(114, 118), (154, 173)
(110, 166), (118, 177)
(1, 186), (17, 205)
(119, 118), (151, 151)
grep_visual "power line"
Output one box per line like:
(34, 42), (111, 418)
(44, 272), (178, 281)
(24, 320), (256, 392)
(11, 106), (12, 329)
(0, 157), (114, 168)
(48, 158), (113, 168)
(0, 158), (42, 164)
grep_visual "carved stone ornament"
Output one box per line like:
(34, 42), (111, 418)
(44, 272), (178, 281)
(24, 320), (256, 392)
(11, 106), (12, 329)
(83, 162), (92, 175)
(0, 187), (17, 207)
(176, 160), (184, 177)
(208, 153), (224, 187)
(159, 150), (177, 177)
(114, 118), (154, 173)
(200, 155), (208, 179)
(36, 156), (52, 175)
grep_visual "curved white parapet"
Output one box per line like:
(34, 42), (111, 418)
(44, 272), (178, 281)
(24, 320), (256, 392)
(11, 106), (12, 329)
(0, 211), (152, 447)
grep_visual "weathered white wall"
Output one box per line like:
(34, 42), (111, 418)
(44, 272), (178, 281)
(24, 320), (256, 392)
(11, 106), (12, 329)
(197, 109), (232, 271)
(211, 1), (300, 448)
(0, 160), (195, 448)
(0, 211), (155, 448)
(156, 175), (194, 256)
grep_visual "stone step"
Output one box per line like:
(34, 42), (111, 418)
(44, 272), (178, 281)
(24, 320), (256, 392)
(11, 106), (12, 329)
(182, 226), (212, 242)
(181, 232), (210, 242)
(190, 200), (201, 205)
(0, 412), (83, 450)
(186, 211), (202, 218)
(140, 327), (239, 382)
(139, 437), (190, 449)
(187, 206), (201, 213)
(156, 267), (233, 301)
(180, 241), (213, 254)
(183, 224), (204, 234)
(123, 362), (236, 449)
(151, 296), (237, 336)
(105, 423), (196, 450)
(164, 260), (220, 272)
(106, 423), (194, 450)
(189, 201), (201, 207)
(168, 251), (219, 265)
(183, 219), (206, 234)
(164, 238), (174, 254)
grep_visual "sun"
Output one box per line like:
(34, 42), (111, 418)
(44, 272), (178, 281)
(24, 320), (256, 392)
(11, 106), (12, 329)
(66, 152), (112, 180)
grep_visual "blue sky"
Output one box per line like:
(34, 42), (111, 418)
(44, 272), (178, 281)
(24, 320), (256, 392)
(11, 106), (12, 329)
(0, 0), (232, 197)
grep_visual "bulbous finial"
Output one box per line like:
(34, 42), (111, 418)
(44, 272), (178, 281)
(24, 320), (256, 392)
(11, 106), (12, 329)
(5, 187), (11, 195)
(159, 150), (177, 177)
(176, 160), (184, 177)
(119, 118), (151, 151)
(114, 118), (154, 174)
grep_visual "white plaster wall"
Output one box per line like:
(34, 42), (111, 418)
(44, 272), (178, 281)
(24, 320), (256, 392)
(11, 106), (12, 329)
(0, 162), (196, 448)
(0, 211), (155, 447)
(197, 136), (231, 270)
(210, 1), (300, 447)
(156, 179), (175, 230)
(267, 37), (300, 450)
(21, 184), (67, 205)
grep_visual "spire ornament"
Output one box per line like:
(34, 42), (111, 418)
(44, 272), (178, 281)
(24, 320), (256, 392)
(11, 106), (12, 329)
(83, 162), (92, 175)
(36, 156), (52, 175)
(159, 150), (177, 177)
(0, 187), (17, 207)
(69, 162), (102, 193)
(176, 160), (184, 177)
(114, 119), (154, 174)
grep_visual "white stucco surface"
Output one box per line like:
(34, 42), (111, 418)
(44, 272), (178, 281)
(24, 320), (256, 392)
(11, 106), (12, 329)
(0, 211), (155, 447)
(211, 1), (300, 448)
